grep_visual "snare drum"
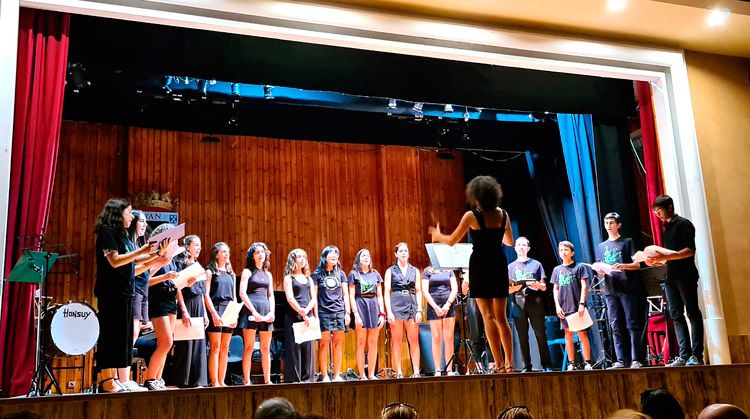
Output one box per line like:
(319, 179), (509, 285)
(46, 302), (100, 356)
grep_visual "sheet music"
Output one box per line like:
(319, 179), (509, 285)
(425, 243), (473, 269)
(588, 262), (620, 275)
(565, 309), (593, 332)
(148, 223), (185, 246)
(219, 301), (243, 325)
(292, 317), (322, 344)
(174, 262), (206, 289)
(173, 317), (205, 341)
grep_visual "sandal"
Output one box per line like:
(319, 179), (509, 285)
(98, 377), (127, 393)
(505, 365), (515, 373)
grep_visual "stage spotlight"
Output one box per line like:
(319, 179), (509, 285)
(264, 85), (274, 99)
(464, 109), (470, 122)
(231, 83), (241, 96)
(444, 104), (454, 113)
(436, 148), (455, 160)
(413, 102), (423, 113)
(198, 79), (209, 97)
(68, 63), (87, 93)
(163, 76), (174, 93)
(388, 98), (397, 109)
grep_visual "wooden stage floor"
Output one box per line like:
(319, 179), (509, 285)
(1, 365), (749, 419)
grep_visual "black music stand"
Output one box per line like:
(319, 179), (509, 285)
(425, 243), (485, 375)
(8, 250), (60, 396)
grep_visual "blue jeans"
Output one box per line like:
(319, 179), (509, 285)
(605, 292), (647, 364)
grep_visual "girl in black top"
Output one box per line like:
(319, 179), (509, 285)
(348, 248), (385, 380)
(94, 199), (163, 393)
(143, 223), (185, 390)
(384, 242), (422, 378)
(429, 176), (515, 373)
(204, 242), (237, 387)
(171, 235), (208, 388)
(313, 245), (350, 382)
(282, 249), (317, 383)
(422, 266), (458, 376)
(238, 242), (275, 384)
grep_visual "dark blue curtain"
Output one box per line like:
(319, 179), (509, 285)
(557, 113), (601, 263)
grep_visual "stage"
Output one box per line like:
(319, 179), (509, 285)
(1, 365), (749, 419)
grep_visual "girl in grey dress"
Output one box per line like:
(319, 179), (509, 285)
(384, 242), (422, 378)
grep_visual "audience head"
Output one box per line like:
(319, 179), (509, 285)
(466, 175), (503, 211)
(1, 412), (44, 419)
(254, 397), (296, 419)
(640, 388), (684, 419)
(698, 404), (749, 419)
(608, 409), (651, 419)
(381, 402), (418, 419)
(498, 405), (534, 419)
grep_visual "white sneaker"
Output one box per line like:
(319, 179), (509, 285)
(630, 361), (644, 369)
(447, 371), (459, 376)
(566, 364), (576, 372)
(333, 374), (345, 382)
(433, 371), (441, 377)
(122, 381), (147, 392)
(607, 361), (626, 369)
(583, 362), (593, 370)
(322, 375), (331, 383)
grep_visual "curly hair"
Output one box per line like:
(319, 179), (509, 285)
(94, 198), (130, 237)
(283, 248), (311, 277)
(246, 242), (271, 272)
(466, 175), (503, 211)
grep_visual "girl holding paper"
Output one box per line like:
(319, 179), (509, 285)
(238, 242), (275, 385)
(204, 242), (237, 387)
(348, 248), (385, 380)
(171, 235), (208, 387)
(282, 249), (317, 383)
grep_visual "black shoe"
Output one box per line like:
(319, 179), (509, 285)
(520, 366), (532, 373)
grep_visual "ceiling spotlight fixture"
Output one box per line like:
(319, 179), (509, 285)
(163, 76), (174, 93)
(463, 108), (470, 122)
(444, 104), (454, 113)
(231, 83), (241, 96)
(707, 8), (730, 27)
(68, 63), (88, 93)
(198, 79), (209, 96)
(388, 98), (397, 109)
(264, 85), (274, 99)
(607, 0), (627, 12)
(413, 102), (423, 113)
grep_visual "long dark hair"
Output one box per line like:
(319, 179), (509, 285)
(206, 242), (234, 277)
(94, 198), (130, 237)
(283, 248), (311, 277)
(392, 242), (409, 265)
(314, 245), (341, 277)
(126, 210), (148, 246)
(351, 248), (377, 275)
(245, 242), (270, 272)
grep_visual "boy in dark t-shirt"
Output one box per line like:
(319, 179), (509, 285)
(551, 241), (592, 371)
(595, 212), (646, 369)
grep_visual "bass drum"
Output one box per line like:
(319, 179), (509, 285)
(46, 302), (100, 356)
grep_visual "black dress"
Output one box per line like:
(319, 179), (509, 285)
(468, 208), (509, 298)
(170, 260), (208, 388)
(284, 276), (315, 383)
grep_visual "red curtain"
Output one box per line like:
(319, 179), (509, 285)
(1, 8), (69, 397)
(636, 81), (665, 246)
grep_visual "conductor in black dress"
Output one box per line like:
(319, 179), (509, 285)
(430, 175), (516, 373)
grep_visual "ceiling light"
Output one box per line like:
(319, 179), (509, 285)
(607, 0), (627, 12)
(413, 102), (423, 113)
(388, 98), (397, 109)
(464, 108), (470, 122)
(163, 76), (173, 93)
(264, 85), (274, 99)
(707, 8), (730, 27)
(444, 104), (454, 113)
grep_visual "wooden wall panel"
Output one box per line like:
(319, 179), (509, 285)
(43, 121), (465, 391)
(2, 365), (750, 419)
(729, 335), (750, 364)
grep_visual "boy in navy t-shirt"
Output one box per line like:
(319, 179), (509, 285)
(551, 241), (592, 371)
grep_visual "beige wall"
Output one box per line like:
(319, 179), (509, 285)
(685, 51), (750, 337)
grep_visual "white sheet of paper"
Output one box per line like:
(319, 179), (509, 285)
(565, 309), (593, 332)
(173, 317), (205, 341)
(590, 262), (619, 275)
(220, 301), (243, 325)
(168, 244), (185, 259)
(292, 317), (322, 344)
(174, 262), (206, 289)
(633, 245), (678, 263)
(149, 223), (185, 246)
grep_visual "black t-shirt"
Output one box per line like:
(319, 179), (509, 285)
(507, 258), (546, 297)
(662, 215), (699, 281)
(314, 269), (348, 313)
(95, 227), (135, 298)
(550, 262), (588, 314)
(595, 237), (635, 295)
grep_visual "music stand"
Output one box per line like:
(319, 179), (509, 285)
(424, 243), (485, 375)
(8, 250), (60, 396)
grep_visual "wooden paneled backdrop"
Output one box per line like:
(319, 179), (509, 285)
(43, 120), (466, 392)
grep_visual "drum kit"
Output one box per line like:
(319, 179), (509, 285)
(6, 241), (97, 396)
